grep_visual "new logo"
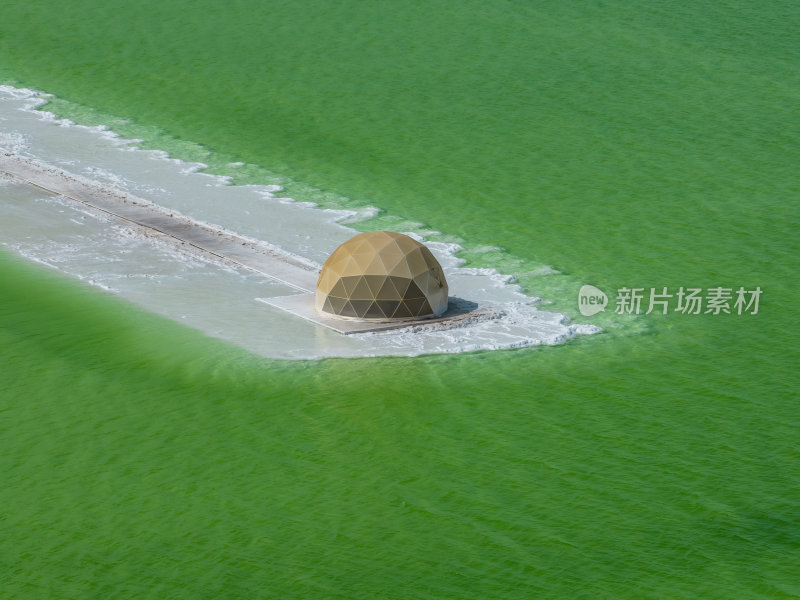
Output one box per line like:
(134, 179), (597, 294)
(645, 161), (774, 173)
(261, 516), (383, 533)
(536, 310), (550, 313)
(578, 285), (608, 316)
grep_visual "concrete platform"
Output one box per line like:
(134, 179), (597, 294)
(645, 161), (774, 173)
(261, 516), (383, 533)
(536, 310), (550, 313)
(258, 294), (499, 334)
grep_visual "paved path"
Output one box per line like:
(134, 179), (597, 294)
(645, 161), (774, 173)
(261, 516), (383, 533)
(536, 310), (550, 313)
(0, 152), (318, 292)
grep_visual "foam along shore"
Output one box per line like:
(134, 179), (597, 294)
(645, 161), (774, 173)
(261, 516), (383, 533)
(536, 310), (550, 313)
(0, 84), (599, 358)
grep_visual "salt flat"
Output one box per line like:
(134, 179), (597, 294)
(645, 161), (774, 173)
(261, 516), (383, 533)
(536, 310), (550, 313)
(0, 85), (598, 358)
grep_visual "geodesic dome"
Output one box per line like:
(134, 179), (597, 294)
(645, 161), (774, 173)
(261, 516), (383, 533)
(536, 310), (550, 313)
(315, 231), (449, 321)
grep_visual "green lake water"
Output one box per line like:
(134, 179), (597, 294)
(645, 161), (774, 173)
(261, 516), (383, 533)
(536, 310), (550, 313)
(1, 1), (798, 597)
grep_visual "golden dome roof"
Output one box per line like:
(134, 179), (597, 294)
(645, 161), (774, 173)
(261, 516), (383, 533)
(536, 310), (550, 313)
(315, 231), (449, 321)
